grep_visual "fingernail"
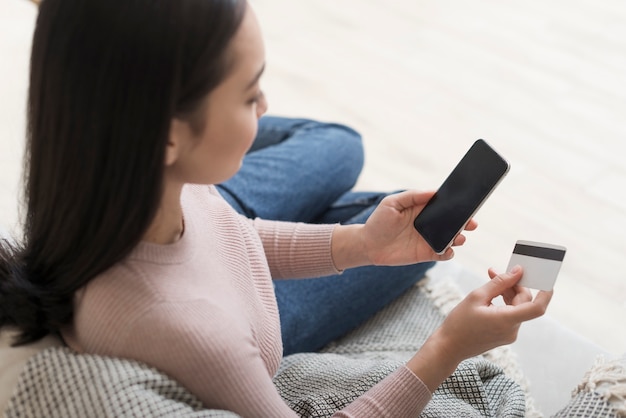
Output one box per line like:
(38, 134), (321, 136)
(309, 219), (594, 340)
(510, 265), (521, 273)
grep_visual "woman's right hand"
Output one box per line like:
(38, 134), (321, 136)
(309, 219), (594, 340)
(406, 266), (553, 392)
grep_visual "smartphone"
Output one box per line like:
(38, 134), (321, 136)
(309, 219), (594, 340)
(413, 139), (510, 254)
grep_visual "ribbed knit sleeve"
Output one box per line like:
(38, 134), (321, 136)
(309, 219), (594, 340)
(335, 366), (432, 417)
(252, 217), (341, 279)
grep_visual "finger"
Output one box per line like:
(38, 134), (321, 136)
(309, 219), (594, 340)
(487, 267), (517, 302)
(504, 290), (553, 322)
(436, 246), (455, 261)
(505, 286), (533, 306)
(451, 233), (467, 247)
(464, 218), (478, 231)
(533, 290), (553, 311)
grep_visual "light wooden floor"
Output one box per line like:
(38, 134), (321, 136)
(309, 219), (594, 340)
(1, 0), (625, 356)
(250, 0), (626, 356)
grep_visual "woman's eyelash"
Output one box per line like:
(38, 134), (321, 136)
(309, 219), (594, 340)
(249, 90), (264, 104)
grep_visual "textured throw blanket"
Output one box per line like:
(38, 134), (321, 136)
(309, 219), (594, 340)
(3, 278), (529, 417)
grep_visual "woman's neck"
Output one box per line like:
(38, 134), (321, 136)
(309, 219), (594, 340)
(143, 182), (185, 245)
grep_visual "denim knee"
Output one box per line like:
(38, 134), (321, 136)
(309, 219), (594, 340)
(300, 121), (365, 188)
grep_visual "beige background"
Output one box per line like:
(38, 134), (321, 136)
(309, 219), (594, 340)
(1, 0), (625, 356)
(252, 0), (626, 357)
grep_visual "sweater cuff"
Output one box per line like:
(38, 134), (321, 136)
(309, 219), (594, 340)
(253, 218), (340, 279)
(337, 365), (432, 417)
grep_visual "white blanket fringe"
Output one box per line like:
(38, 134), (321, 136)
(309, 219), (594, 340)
(574, 355), (626, 416)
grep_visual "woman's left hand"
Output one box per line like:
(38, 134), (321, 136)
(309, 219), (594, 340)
(360, 189), (477, 266)
(330, 190), (477, 270)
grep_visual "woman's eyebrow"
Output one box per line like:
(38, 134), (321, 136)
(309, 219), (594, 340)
(245, 63), (266, 90)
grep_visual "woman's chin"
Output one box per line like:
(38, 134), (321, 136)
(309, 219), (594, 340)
(211, 164), (243, 185)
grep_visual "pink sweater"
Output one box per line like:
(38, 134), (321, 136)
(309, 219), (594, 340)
(62, 185), (431, 417)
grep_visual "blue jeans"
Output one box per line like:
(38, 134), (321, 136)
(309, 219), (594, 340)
(217, 116), (435, 355)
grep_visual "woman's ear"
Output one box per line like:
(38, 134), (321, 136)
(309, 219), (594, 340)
(166, 118), (190, 167)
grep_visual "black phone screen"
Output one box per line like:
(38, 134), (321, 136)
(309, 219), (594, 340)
(413, 139), (509, 254)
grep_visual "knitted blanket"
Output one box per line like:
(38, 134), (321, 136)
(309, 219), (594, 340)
(0, 277), (538, 417)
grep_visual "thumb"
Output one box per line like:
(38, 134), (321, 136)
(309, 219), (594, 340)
(387, 190), (436, 211)
(480, 265), (523, 299)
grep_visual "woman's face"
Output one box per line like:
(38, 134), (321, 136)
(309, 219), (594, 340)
(168, 4), (268, 185)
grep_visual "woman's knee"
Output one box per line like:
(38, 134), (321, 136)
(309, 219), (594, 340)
(301, 121), (365, 181)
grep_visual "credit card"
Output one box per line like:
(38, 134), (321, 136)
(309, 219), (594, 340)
(506, 240), (566, 291)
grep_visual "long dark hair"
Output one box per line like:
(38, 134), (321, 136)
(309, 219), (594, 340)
(0, 0), (246, 346)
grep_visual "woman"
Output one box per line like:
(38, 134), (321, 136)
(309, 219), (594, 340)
(0, 0), (551, 416)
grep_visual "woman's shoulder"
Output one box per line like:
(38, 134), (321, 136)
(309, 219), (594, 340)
(181, 184), (245, 225)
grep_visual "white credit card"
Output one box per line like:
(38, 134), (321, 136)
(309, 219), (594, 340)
(506, 240), (567, 291)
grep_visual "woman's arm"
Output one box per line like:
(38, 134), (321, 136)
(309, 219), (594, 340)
(251, 217), (341, 279)
(121, 300), (435, 417)
(253, 189), (475, 277)
(406, 266), (552, 391)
